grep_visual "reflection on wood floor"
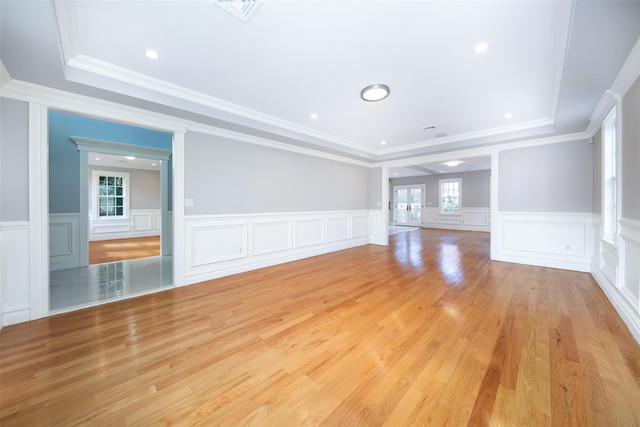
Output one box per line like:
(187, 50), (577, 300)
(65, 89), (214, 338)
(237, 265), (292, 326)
(3, 229), (640, 425)
(89, 236), (160, 264)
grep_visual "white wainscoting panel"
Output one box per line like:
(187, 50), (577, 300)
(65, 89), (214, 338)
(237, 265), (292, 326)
(421, 207), (490, 232)
(494, 212), (593, 272)
(190, 224), (248, 267)
(89, 209), (161, 241)
(352, 215), (370, 238)
(0, 222), (31, 326)
(184, 210), (377, 285)
(252, 221), (292, 256)
(132, 211), (153, 231)
(592, 217), (640, 344)
(327, 216), (350, 242)
(463, 210), (490, 227)
(49, 213), (80, 271)
(295, 218), (325, 248)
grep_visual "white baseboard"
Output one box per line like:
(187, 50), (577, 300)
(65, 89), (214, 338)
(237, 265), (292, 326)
(592, 268), (640, 344)
(1, 305), (31, 327)
(184, 236), (370, 285)
(589, 217), (640, 344)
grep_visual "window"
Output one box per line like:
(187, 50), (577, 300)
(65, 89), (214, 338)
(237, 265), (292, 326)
(92, 170), (129, 219)
(440, 178), (461, 214)
(602, 107), (618, 242)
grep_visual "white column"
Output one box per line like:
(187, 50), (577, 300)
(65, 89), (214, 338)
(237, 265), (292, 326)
(29, 102), (49, 319)
(172, 131), (185, 287)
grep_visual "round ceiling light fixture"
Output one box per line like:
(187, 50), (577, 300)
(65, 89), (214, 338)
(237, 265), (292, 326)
(360, 84), (390, 102)
(145, 49), (159, 60)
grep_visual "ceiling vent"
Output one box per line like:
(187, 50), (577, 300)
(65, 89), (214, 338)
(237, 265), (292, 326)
(215, 0), (262, 23)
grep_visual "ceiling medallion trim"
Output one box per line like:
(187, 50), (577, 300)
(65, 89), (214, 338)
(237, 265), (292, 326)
(215, 0), (262, 23)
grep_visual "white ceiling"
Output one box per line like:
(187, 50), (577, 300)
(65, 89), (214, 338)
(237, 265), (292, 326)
(2, 0), (640, 174)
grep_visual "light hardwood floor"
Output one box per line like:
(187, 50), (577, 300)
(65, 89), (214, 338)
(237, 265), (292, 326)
(89, 236), (160, 264)
(2, 229), (639, 425)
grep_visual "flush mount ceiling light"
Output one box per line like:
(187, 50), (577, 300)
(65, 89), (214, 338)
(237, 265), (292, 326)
(444, 160), (462, 167)
(360, 84), (390, 102)
(504, 112), (513, 119)
(474, 43), (489, 54)
(145, 49), (159, 60)
(125, 156), (136, 160)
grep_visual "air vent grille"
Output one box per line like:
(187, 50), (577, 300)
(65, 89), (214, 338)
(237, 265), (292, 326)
(215, 0), (262, 23)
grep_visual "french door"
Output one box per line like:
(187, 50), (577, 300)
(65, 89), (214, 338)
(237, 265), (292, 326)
(393, 185), (424, 226)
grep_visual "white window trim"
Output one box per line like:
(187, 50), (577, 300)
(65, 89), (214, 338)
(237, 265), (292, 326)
(91, 169), (130, 220)
(601, 104), (621, 246)
(439, 178), (462, 214)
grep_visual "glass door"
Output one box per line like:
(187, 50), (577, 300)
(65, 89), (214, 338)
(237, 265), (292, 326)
(393, 185), (424, 226)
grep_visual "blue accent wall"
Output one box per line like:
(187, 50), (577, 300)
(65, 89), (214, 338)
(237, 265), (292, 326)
(48, 111), (172, 213)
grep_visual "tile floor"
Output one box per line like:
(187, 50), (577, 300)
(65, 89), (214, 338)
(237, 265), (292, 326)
(50, 256), (173, 313)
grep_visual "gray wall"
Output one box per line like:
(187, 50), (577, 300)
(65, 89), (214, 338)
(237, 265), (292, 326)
(0, 98), (29, 221)
(389, 170), (490, 209)
(88, 166), (160, 211)
(499, 140), (593, 212)
(369, 167), (382, 209)
(622, 75), (640, 220)
(184, 132), (372, 215)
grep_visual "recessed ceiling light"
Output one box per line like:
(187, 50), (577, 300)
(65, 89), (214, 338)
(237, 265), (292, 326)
(444, 160), (462, 167)
(95, 157), (100, 160)
(474, 43), (489, 54)
(145, 49), (159, 60)
(381, 140), (387, 145)
(152, 163), (157, 166)
(310, 113), (318, 119)
(125, 156), (136, 160)
(360, 84), (390, 102)
(504, 112), (513, 119)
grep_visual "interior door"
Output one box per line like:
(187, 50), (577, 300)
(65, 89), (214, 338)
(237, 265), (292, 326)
(393, 185), (424, 226)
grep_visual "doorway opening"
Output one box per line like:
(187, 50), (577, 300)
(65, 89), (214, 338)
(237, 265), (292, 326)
(47, 110), (174, 314)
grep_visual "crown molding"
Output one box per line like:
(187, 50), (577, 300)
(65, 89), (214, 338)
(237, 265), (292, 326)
(0, 79), (192, 133)
(376, 131), (590, 169)
(586, 34), (640, 136)
(375, 118), (555, 156)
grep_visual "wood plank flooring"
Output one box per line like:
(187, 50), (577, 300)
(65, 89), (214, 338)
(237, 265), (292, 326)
(2, 229), (639, 426)
(89, 236), (160, 264)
